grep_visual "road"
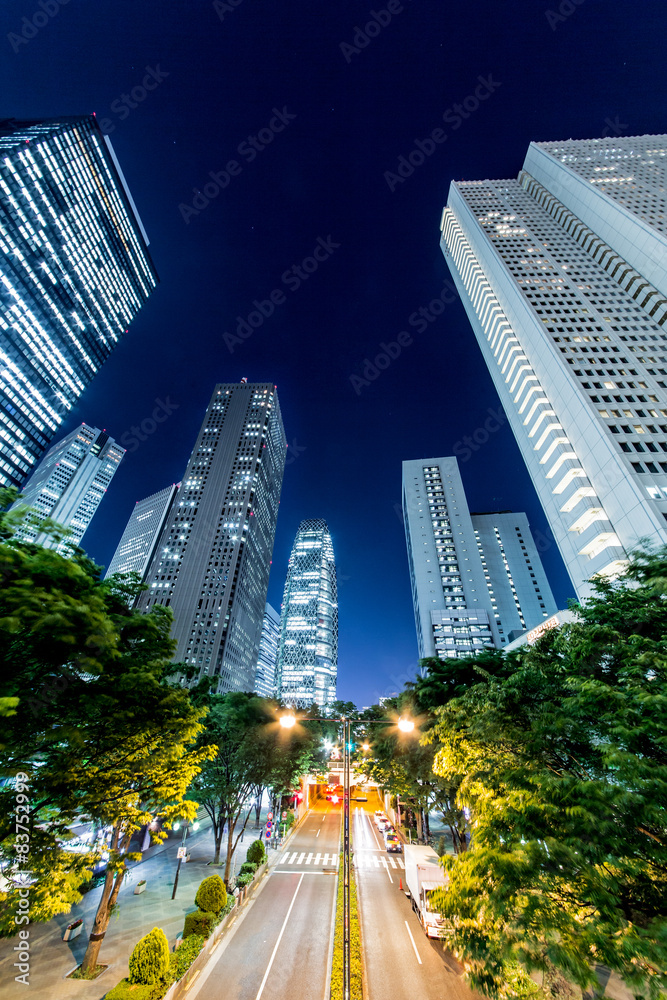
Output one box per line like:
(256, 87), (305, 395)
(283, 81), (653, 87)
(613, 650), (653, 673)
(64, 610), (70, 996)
(354, 795), (484, 1000)
(191, 801), (340, 1000)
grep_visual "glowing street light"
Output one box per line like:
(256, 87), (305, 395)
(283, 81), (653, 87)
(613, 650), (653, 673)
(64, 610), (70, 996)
(279, 712), (297, 729)
(397, 717), (415, 733)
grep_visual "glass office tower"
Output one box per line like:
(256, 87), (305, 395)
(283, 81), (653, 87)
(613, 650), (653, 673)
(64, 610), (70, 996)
(0, 115), (157, 488)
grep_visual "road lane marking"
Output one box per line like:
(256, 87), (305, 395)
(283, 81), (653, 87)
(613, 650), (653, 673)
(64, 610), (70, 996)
(297, 852), (305, 864)
(255, 873), (305, 1000)
(316, 829), (321, 838)
(315, 853), (321, 864)
(306, 852), (313, 864)
(287, 852), (297, 864)
(404, 920), (423, 965)
(381, 857), (393, 883)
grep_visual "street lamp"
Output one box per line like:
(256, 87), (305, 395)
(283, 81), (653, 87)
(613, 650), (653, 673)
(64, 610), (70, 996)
(171, 819), (199, 899)
(278, 710), (414, 1000)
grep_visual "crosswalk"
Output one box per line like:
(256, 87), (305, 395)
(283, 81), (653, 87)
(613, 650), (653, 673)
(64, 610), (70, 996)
(275, 850), (406, 870)
(278, 851), (339, 867)
(354, 852), (405, 870)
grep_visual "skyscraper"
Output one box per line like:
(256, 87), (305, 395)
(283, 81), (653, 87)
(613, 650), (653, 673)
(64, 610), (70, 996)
(105, 484), (179, 579)
(440, 135), (667, 599)
(402, 457), (556, 659)
(276, 519), (338, 709)
(254, 603), (280, 699)
(0, 115), (158, 489)
(13, 423), (124, 553)
(138, 382), (286, 694)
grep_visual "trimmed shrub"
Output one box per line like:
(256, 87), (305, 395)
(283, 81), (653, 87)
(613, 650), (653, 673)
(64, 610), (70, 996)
(183, 909), (217, 939)
(169, 933), (205, 982)
(104, 981), (156, 1000)
(128, 927), (169, 985)
(245, 838), (266, 865)
(437, 835), (446, 857)
(235, 871), (254, 888)
(194, 874), (227, 915)
(239, 861), (258, 876)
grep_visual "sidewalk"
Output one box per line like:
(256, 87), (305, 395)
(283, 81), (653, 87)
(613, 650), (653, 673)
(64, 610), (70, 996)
(0, 806), (288, 1000)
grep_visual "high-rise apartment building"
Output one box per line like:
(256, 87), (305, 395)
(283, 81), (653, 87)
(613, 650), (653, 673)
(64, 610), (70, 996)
(254, 603), (280, 698)
(402, 457), (556, 659)
(137, 382), (286, 693)
(0, 116), (157, 489)
(276, 519), (338, 709)
(440, 134), (667, 599)
(13, 423), (124, 553)
(105, 484), (179, 579)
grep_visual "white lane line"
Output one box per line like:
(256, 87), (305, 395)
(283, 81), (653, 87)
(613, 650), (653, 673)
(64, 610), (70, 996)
(381, 857), (393, 883)
(297, 852), (305, 864)
(314, 853), (322, 865)
(306, 853), (313, 864)
(255, 873), (305, 1000)
(272, 870), (336, 875)
(404, 920), (423, 964)
(316, 829), (321, 838)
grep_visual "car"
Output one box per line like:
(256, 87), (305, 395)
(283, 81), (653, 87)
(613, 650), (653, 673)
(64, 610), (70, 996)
(385, 834), (403, 853)
(373, 813), (388, 829)
(377, 818), (394, 833)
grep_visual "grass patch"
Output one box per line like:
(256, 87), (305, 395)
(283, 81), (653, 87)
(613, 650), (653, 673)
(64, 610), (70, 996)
(330, 851), (363, 1000)
(67, 963), (108, 980)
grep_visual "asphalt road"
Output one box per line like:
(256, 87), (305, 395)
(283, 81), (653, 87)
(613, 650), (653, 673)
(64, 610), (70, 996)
(191, 802), (340, 1000)
(354, 796), (484, 1000)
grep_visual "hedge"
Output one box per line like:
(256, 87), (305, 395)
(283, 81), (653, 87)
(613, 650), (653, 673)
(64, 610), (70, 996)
(183, 909), (217, 939)
(239, 861), (258, 876)
(245, 839), (266, 865)
(104, 982), (158, 1000)
(128, 928), (170, 985)
(330, 852), (363, 1000)
(235, 871), (254, 888)
(169, 934), (205, 981)
(195, 874), (227, 915)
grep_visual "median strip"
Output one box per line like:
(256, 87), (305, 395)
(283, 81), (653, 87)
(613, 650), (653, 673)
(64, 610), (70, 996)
(330, 850), (363, 1000)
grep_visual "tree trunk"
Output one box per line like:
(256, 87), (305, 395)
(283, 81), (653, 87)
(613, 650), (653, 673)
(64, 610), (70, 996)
(213, 818), (225, 864)
(223, 819), (236, 885)
(81, 826), (127, 974)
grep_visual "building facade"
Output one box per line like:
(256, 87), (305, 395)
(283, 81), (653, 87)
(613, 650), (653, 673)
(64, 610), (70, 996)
(440, 135), (667, 599)
(402, 457), (556, 659)
(276, 519), (338, 709)
(0, 116), (157, 489)
(137, 382), (286, 694)
(254, 603), (280, 698)
(105, 484), (179, 579)
(13, 423), (124, 553)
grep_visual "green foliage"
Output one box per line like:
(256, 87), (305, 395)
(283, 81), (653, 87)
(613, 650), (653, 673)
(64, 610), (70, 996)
(235, 871), (254, 888)
(501, 963), (543, 1000)
(183, 909), (217, 939)
(330, 851), (362, 1000)
(128, 927), (170, 985)
(104, 981), (157, 1000)
(428, 550), (667, 999)
(169, 934), (205, 981)
(239, 861), (258, 875)
(436, 835), (446, 857)
(245, 838), (266, 865)
(194, 874), (226, 915)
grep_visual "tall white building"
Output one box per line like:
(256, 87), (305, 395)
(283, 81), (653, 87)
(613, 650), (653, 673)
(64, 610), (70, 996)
(440, 135), (667, 599)
(137, 382), (286, 694)
(105, 484), (179, 579)
(403, 457), (556, 659)
(254, 603), (280, 698)
(13, 423), (124, 553)
(276, 519), (338, 709)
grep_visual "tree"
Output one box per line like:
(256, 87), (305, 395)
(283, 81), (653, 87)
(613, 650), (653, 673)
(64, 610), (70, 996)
(0, 498), (215, 974)
(192, 693), (318, 882)
(128, 927), (170, 985)
(428, 551), (667, 999)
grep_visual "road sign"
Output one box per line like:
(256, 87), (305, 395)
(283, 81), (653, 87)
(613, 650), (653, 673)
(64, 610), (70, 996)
(267, 812), (273, 820)
(177, 847), (187, 860)
(282, 811), (287, 820)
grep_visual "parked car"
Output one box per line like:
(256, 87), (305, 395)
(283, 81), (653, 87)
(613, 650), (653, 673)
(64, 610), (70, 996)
(385, 833), (403, 853)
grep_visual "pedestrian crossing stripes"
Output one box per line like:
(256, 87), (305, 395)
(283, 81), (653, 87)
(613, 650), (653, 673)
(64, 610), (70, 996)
(278, 851), (339, 867)
(275, 850), (405, 869)
(354, 853), (405, 870)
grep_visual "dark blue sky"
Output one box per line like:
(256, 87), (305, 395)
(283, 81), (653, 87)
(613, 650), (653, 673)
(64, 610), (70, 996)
(6, 0), (667, 706)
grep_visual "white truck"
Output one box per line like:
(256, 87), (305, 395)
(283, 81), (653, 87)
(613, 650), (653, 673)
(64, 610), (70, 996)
(403, 844), (449, 938)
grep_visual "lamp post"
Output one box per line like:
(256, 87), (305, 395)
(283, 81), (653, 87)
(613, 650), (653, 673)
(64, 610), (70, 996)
(279, 710), (414, 1000)
(171, 819), (199, 899)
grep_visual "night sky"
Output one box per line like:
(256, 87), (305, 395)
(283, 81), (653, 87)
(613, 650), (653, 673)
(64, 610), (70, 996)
(6, 0), (667, 706)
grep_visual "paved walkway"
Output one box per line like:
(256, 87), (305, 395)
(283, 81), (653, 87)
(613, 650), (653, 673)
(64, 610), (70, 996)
(0, 808), (297, 1000)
